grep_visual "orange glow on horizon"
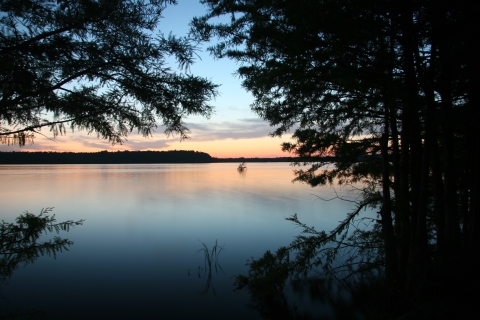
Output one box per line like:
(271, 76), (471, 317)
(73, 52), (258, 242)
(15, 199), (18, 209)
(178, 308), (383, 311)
(0, 132), (293, 158)
(162, 137), (290, 158)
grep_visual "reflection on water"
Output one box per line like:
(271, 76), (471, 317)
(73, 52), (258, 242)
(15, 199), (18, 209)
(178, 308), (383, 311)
(194, 240), (225, 296)
(1, 208), (84, 318)
(0, 164), (371, 319)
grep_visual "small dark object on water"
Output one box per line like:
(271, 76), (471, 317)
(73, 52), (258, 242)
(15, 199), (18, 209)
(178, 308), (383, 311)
(237, 162), (247, 171)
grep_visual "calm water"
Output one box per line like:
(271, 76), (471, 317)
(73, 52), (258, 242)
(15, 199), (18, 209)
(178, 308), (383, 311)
(0, 163), (367, 319)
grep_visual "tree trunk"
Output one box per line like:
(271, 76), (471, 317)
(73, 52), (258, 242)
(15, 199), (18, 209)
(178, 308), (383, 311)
(381, 104), (399, 283)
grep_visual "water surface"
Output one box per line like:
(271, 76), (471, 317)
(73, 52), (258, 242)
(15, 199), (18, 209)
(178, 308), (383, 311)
(0, 163), (365, 319)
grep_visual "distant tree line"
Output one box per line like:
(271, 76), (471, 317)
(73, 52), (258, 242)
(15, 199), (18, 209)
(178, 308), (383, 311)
(0, 150), (307, 164)
(0, 150), (213, 164)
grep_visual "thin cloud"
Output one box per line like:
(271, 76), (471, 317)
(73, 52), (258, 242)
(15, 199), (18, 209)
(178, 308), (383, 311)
(121, 139), (173, 150)
(0, 118), (285, 152)
(76, 136), (175, 151)
(185, 118), (273, 141)
(237, 118), (268, 123)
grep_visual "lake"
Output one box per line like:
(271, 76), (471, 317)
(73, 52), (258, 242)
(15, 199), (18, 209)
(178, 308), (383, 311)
(0, 163), (369, 319)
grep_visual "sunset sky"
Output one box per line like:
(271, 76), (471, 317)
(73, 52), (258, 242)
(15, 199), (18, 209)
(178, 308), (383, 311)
(0, 1), (292, 158)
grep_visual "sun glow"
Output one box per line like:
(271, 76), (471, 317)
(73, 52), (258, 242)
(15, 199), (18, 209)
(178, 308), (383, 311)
(0, 131), (292, 159)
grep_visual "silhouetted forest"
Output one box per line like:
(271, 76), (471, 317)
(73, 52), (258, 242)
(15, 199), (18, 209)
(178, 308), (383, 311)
(0, 150), (297, 164)
(0, 150), (212, 164)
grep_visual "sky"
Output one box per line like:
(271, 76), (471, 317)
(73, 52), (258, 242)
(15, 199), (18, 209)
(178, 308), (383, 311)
(0, 1), (292, 158)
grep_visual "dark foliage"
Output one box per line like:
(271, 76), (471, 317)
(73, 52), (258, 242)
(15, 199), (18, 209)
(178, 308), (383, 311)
(0, 0), (219, 146)
(193, 0), (480, 318)
(0, 208), (83, 319)
(0, 150), (213, 164)
(0, 150), (301, 163)
(0, 208), (84, 281)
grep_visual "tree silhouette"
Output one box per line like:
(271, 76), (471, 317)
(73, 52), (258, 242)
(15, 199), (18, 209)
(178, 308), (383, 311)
(0, 208), (84, 282)
(193, 0), (480, 317)
(0, 0), (218, 146)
